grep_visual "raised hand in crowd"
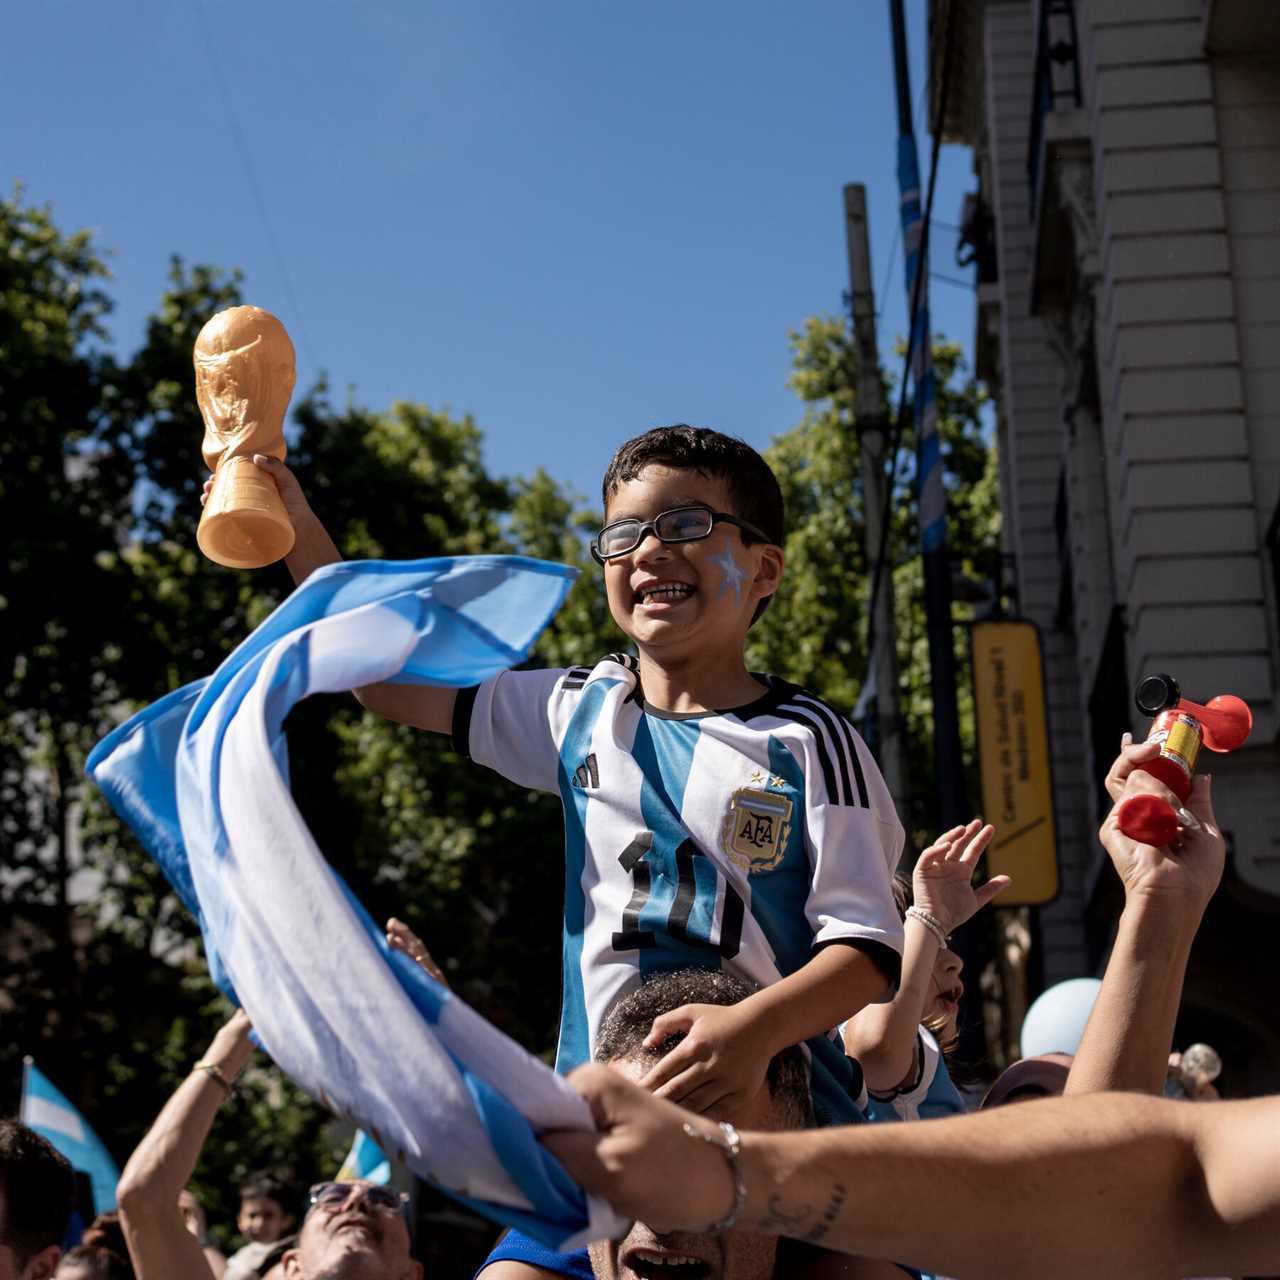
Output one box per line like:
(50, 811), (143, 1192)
(843, 820), (1007, 1096)
(1065, 735), (1225, 1097)
(117, 1009), (254, 1280)
(386, 917), (449, 987)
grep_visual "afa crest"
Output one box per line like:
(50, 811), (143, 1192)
(721, 785), (793, 874)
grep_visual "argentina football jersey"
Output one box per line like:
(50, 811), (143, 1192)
(454, 653), (905, 1124)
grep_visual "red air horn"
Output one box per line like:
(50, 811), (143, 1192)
(1116, 673), (1252, 847)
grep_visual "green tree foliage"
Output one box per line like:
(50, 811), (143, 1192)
(0, 192), (615, 1250)
(749, 314), (1000, 847)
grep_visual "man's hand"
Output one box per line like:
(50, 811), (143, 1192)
(637, 1001), (772, 1118)
(1099, 735), (1224, 916)
(911, 818), (1008, 935)
(543, 1063), (735, 1234)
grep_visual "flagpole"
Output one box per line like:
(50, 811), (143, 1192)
(887, 0), (967, 832)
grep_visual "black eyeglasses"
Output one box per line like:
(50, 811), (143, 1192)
(307, 1181), (408, 1217)
(591, 505), (771, 563)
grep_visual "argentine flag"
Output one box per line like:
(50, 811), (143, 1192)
(21, 1059), (120, 1213)
(86, 556), (623, 1250)
(337, 1129), (391, 1185)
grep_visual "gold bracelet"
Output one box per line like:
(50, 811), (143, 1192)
(192, 1061), (234, 1096)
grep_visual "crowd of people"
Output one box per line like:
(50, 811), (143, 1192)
(4, 426), (1277, 1280)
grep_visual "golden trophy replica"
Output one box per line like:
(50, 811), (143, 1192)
(194, 305), (298, 569)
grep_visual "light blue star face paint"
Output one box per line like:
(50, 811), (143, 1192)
(710, 543), (749, 603)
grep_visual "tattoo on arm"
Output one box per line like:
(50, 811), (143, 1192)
(755, 1183), (847, 1244)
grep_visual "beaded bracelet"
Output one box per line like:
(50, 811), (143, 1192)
(681, 1120), (746, 1233)
(905, 905), (949, 948)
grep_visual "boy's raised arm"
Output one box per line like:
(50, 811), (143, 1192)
(208, 455), (461, 735)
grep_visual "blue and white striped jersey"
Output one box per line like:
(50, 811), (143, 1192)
(454, 653), (905, 1124)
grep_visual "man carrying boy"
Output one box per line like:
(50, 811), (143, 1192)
(239, 425), (904, 1269)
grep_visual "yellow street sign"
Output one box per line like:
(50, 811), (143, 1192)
(971, 620), (1058, 905)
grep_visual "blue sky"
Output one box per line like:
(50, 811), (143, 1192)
(10, 0), (976, 507)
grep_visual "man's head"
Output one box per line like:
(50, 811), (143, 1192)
(589, 969), (810, 1280)
(51, 1246), (130, 1280)
(238, 1172), (294, 1244)
(283, 1181), (420, 1280)
(0, 1118), (75, 1280)
(596, 427), (785, 660)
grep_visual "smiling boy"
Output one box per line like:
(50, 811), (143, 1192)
(246, 425), (904, 1124)
(241, 425), (905, 1279)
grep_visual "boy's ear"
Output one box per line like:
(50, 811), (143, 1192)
(752, 543), (784, 598)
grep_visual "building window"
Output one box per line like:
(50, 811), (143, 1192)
(1027, 0), (1083, 210)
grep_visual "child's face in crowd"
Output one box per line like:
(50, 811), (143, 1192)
(238, 1195), (289, 1243)
(600, 465), (781, 664)
(928, 944), (964, 1042)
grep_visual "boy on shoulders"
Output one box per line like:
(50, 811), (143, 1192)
(236, 424), (904, 1126)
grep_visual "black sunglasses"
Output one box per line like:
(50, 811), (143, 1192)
(591, 504), (770, 563)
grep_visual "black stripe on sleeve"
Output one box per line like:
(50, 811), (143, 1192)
(798, 693), (869, 809)
(792, 696), (853, 805)
(562, 665), (592, 690)
(771, 704), (842, 805)
(450, 684), (480, 759)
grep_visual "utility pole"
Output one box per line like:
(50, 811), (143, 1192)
(843, 183), (909, 824)
(887, 0), (967, 831)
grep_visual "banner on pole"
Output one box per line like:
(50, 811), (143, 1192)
(971, 620), (1059, 905)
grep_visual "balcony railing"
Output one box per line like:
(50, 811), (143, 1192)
(1027, 0), (1083, 219)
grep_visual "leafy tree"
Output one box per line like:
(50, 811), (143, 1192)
(1, 194), (616, 1252)
(748, 314), (1000, 848)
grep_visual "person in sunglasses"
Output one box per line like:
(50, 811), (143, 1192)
(241, 424), (905, 1278)
(116, 1011), (422, 1280)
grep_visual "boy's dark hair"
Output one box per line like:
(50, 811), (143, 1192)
(239, 1169), (292, 1210)
(601, 425), (785, 622)
(601, 426), (784, 546)
(0, 1117), (76, 1265)
(594, 968), (813, 1129)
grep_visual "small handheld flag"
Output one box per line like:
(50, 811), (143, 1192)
(337, 1129), (391, 1185)
(21, 1059), (120, 1214)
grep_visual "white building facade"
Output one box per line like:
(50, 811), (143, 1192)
(935, 0), (1280, 1092)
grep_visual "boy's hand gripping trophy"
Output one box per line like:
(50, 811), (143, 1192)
(194, 305), (297, 569)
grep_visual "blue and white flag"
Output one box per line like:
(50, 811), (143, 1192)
(21, 1059), (120, 1214)
(337, 1129), (391, 1185)
(86, 556), (624, 1250)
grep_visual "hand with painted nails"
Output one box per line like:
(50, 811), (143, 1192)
(911, 819), (1010, 937)
(1098, 735), (1225, 916)
(386, 917), (449, 987)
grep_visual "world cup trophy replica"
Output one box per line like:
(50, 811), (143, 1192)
(194, 305), (298, 569)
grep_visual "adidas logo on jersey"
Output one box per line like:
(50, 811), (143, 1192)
(571, 753), (600, 789)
